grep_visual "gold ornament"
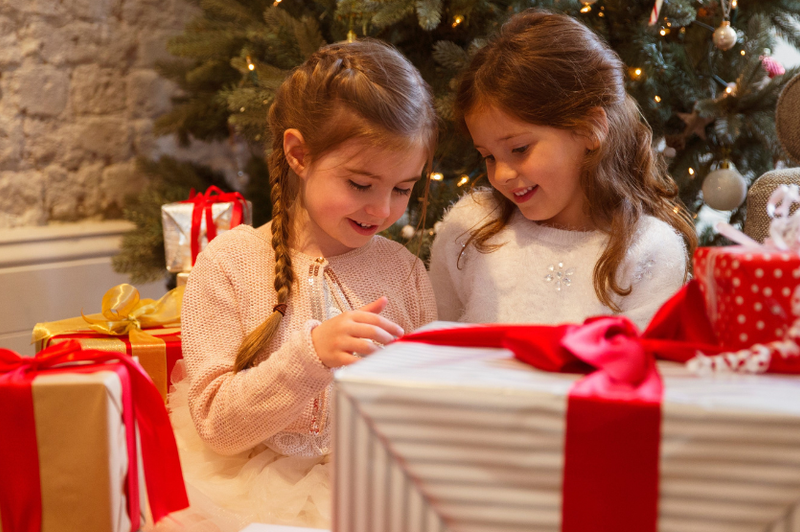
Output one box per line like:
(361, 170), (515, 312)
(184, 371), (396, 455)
(346, 29), (357, 43)
(702, 160), (747, 211)
(713, 21), (737, 51)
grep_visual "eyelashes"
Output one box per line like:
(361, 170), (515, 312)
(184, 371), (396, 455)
(348, 180), (412, 196)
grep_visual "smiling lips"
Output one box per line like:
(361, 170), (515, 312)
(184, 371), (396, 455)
(349, 218), (380, 235)
(512, 185), (538, 203)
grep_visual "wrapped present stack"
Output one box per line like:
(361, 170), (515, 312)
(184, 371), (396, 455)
(0, 341), (188, 532)
(333, 190), (800, 532)
(162, 185), (252, 286)
(33, 284), (184, 401)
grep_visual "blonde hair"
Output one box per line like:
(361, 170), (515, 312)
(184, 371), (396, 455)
(234, 39), (437, 371)
(454, 10), (696, 312)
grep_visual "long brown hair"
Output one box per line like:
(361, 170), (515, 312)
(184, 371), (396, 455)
(234, 39), (437, 371)
(454, 10), (696, 311)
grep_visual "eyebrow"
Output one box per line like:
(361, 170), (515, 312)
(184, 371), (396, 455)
(345, 167), (422, 183)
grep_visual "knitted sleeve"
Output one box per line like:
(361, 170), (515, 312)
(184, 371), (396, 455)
(182, 249), (333, 456)
(620, 217), (689, 331)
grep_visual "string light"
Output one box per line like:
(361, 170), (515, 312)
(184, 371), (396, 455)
(732, 0), (737, 7)
(725, 84), (735, 95)
(740, 49), (746, 56)
(272, 0), (281, 5)
(580, 5), (592, 13)
(598, 11), (604, 17)
(239, 107), (245, 112)
(452, 15), (464, 28)
(654, 95), (662, 103)
(688, 167), (695, 176)
(431, 172), (444, 181)
(659, 28), (668, 36)
(457, 175), (470, 187)
(630, 67), (644, 80)
(246, 56), (255, 71)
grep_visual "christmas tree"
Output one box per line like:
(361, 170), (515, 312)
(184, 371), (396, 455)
(116, 0), (800, 283)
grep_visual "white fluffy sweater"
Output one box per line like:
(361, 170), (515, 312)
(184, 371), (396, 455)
(428, 191), (688, 330)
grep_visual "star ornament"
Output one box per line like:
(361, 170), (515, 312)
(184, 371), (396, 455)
(677, 109), (715, 140)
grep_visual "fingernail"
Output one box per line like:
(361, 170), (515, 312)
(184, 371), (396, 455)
(398, 327), (405, 336)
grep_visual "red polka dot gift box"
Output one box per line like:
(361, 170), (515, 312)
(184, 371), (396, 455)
(693, 246), (800, 351)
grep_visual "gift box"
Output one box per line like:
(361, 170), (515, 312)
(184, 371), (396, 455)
(163, 185), (252, 273)
(32, 284), (183, 401)
(693, 246), (800, 351)
(334, 307), (800, 532)
(0, 342), (188, 532)
(697, 185), (800, 352)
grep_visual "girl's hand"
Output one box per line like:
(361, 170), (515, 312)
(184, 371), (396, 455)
(311, 297), (404, 368)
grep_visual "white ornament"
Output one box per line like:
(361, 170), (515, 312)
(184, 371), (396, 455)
(400, 224), (415, 240)
(702, 161), (747, 211)
(713, 21), (737, 51)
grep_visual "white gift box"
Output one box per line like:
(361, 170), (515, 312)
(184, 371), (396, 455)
(333, 327), (800, 532)
(161, 198), (252, 273)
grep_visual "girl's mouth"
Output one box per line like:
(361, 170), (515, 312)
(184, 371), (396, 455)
(349, 219), (380, 235)
(512, 185), (538, 203)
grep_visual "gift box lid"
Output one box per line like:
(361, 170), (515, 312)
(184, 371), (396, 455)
(333, 322), (800, 532)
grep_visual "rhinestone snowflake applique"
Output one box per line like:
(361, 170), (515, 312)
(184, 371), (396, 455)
(545, 262), (575, 291)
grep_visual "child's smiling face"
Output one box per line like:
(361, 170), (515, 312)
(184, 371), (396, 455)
(290, 136), (426, 257)
(466, 105), (595, 231)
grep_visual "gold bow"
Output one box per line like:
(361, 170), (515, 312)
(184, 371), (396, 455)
(32, 284), (184, 347)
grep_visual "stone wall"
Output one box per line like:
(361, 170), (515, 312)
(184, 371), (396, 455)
(0, 0), (233, 228)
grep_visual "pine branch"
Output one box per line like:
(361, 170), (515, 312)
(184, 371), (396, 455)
(416, 0), (442, 30)
(372, 1), (415, 29)
(432, 40), (469, 71)
(200, 0), (260, 24)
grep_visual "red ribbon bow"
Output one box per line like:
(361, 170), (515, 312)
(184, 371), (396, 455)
(0, 341), (189, 532)
(398, 280), (726, 532)
(182, 185), (248, 265)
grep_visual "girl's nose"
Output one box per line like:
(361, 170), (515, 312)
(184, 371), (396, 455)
(365, 193), (391, 219)
(493, 161), (518, 183)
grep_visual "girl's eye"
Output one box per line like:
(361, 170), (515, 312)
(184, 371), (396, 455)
(348, 180), (370, 192)
(512, 145), (529, 154)
(481, 154), (495, 163)
(393, 187), (412, 196)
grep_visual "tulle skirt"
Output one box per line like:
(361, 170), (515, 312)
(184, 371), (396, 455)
(148, 362), (331, 532)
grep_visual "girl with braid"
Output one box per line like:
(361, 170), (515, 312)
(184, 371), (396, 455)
(165, 39), (438, 531)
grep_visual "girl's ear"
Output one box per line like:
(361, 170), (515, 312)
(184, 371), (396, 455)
(284, 129), (309, 178)
(582, 107), (609, 151)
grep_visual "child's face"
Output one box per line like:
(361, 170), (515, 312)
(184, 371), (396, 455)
(295, 137), (426, 257)
(466, 105), (594, 231)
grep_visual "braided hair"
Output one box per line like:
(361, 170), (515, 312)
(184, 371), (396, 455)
(234, 40), (437, 371)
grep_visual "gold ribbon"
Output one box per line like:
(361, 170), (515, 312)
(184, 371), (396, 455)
(32, 284), (184, 401)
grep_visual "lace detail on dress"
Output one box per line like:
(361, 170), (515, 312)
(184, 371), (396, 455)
(265, 420), (332, 457)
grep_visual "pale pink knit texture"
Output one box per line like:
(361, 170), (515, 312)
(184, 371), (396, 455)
(182, 224), (437, 456)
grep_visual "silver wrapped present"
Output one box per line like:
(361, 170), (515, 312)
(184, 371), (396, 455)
(162, 188), (252, 273)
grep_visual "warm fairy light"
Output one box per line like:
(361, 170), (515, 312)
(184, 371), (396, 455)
(732, 0), (737, 8)
(580, 5), (592, 13)
(272, 0), (281, 5)
(688, 167), (695, 176)
(598, 11), (604, 17)
(431, 172), (444, 181)
(654, 95), (661, 102)
(457, 175), (470, 187)
(452, 15), (464, 28)
(726, 85), (734, 94)
(248, 63), (255, 71)
(659, 28), (667, 36)
(239, 106), (245, 112)
(740, 49), (746, 56)
(635, 68), (642, 77)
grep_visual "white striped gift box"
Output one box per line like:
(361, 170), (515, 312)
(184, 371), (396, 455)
(333, 334), (800, 532)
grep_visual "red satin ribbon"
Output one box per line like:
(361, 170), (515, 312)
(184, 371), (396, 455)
(397, 280), (724, 532)
(182, 185), (248, 265)
(0, 341), (188, 532)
